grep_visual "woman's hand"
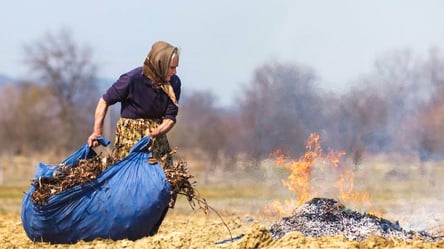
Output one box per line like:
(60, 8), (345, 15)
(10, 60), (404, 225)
(88, 133), (101, 147)
(88, 97), (109, 147)
(148, 129), (160, 138)
(149, 119), (175, 138)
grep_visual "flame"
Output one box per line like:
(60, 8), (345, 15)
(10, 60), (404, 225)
(267, 133), (371, 217)
(336, 168), (369, 204)
(272, 133), (322, 208)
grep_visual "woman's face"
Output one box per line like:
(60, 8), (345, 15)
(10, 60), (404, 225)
(165, 54), (179, 82)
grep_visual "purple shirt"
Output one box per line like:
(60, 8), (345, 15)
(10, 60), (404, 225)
(102, 67), (181, 121)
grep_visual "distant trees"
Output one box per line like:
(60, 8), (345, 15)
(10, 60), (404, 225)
(0, 29), (99, 154)
(236, 62), (323, 161)
(169, 49), (444, 174)
(327, 85), (389, 164)
(0, 82), (58, 154)
(23, 29), (99, 150)
(329, 48), (444, 160)
(2, 29), (444, 171)
(169, 91), (230, 180)
(398, 48), (444, 160)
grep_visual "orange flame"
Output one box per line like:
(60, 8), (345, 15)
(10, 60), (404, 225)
(272, 133), (322, 208)
(267, 133), (371, 217)
(335, 168), (371, 209)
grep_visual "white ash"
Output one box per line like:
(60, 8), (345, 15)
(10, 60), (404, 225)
(269, 197), (440, 242)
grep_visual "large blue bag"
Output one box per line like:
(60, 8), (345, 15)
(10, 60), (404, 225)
(21, 136), (171, 243)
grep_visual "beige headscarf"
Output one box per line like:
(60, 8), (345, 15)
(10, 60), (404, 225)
(142, 41), (179, 107)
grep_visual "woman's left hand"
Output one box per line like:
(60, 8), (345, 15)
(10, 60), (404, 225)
(149, 129), (160, 138)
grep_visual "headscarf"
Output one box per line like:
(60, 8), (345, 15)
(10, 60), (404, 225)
(142, 41), (179, 107)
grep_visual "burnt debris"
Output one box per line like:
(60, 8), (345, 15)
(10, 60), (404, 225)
(269, 197), (439, 242)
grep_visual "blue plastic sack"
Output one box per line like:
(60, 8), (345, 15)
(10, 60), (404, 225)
(21, 136), (171, 243)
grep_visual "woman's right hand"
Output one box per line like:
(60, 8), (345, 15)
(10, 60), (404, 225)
(89, 97), (108, 148)
(88, 133), (101, 147)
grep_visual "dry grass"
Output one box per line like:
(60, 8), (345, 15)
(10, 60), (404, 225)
(2, 202), (443, 249)
(0, 154), (443, 248)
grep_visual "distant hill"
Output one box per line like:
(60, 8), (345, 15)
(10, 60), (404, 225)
(0, 73), (113, 91)
(0, 74), (15, 87)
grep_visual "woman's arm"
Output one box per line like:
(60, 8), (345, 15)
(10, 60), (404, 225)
(88, 97), (109, 147)
(149, 118), (175, 137)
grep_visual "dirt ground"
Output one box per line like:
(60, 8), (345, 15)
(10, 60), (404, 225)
(2, 195), (444, 249)
(2, 210), (444, 249)
(1, 155), (444, 248)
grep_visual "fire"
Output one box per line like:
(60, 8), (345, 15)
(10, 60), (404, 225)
(336, 168), (370, 204)
(271, 133), (323, 208)
(267, 133), (371, 217)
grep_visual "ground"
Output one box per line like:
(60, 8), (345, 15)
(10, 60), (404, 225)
(0, 155), (443, 248)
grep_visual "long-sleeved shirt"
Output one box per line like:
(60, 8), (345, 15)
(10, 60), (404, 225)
(102, 67), (181, 122)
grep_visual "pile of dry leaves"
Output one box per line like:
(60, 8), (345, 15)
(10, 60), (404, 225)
(30, 153), (207, 213)
(30, 155), (116, 205)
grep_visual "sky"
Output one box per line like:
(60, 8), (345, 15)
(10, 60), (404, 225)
(2, 0), (444, 106)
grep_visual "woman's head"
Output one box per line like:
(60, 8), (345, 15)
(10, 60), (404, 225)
(143, 41), (179, 83)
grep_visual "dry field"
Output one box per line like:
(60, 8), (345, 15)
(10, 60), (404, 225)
(1, 154), (443, 248)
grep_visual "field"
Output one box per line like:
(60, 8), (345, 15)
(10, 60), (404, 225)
(1, 154), (443, 248)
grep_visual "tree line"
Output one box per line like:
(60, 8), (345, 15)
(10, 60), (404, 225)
(1, 31), (444, 172)
(173, 49), (444, 172)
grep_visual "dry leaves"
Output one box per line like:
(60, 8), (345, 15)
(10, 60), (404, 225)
(29, 153), (207, 214)
(31, 155), (117, 205)
(163, 159), (208, 213)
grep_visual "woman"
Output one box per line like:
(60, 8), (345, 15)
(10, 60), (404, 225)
(87, 41), (181, 235)
(87, 40), (181, 167)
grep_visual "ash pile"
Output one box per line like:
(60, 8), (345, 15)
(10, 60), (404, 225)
(269, 197), (440, 242)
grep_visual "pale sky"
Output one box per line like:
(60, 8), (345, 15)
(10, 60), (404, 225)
(2, 0), (444, 106)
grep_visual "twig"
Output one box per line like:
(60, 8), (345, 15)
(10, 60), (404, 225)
(178, 192), (234, 242)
